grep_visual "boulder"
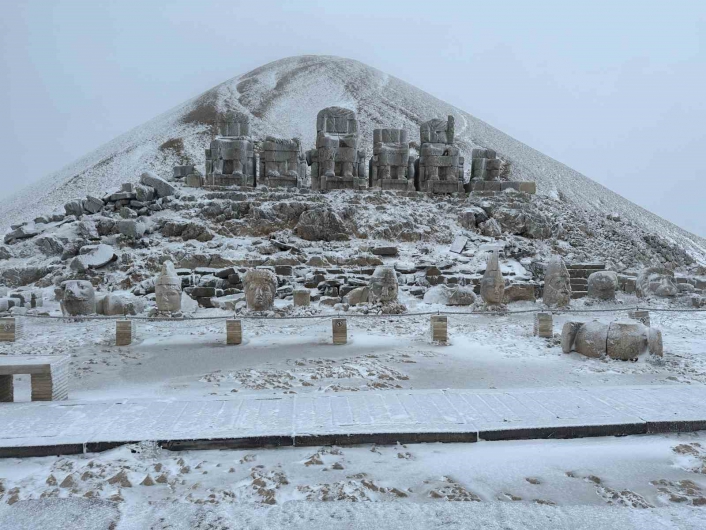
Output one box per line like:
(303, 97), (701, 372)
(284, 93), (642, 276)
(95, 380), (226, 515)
(82, 196), (104, 214)
(294, 208), (348, 241)
(394, 261), (416, 274)
(35, 235), (64, 256)
(0, 246), (12, 260)
(135, 184), (156, 202)
(424, 285), (476, 306)
(459, 207), (488, 229)
(64, 199), (84, 218)
(479, 218), (502, 237)
(117, 219), (146, 239)
(587, 271), (618, 300)
(503, 283), (536, 303)
(344, 286), (369, 306)
(492, 205), (551, 239)
(140, 171), (176, 197)
(371, 246), (398, 256)
(70, 244), (117, 272)
(561, 321), (583, 353)
(574, 321), (609, 358)
(480, 251), (504, 305)
(4, 224), (42, 244)
(636, 267), (678, 298)
(78, 220), (100, 240)
(543, 256), (571, 308)
(1, 266), (48, 287)
(96, 294), (127, 316)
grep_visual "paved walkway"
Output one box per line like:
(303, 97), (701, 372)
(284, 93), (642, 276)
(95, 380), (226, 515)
(1, 385), (706, 457)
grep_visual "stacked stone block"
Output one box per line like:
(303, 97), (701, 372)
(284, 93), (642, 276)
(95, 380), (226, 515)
(293, 289), (311, 307)
(567, 264), (605, 299)
(0, 317), (22, 342)
(175, 165), (204, 188)
(205, 112), (256, 187)
(332, 318), (347, 345)
(415, 116), (464, 194)
(260, 137), (306, 188)
(430, 315), (448, 344)
(115, 320), (135, 346)
(369, 128), (415, 191)
(306, 107), (367, 191)
(226, 319), (242, 345)
(534, 312), (553, 338)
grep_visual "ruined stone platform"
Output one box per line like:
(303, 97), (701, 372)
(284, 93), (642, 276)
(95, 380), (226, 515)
(1, 385), (705, 457)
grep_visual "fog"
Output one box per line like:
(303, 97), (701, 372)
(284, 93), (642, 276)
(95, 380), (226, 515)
(0, 0), (704, 235)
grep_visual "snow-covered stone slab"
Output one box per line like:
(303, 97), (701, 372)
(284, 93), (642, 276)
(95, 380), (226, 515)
(1, 386), (706, 457)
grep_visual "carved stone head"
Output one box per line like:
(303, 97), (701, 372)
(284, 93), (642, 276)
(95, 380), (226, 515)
(155, 261), (182, 312)
(368, 266), (399, 304)
(61, 280), (96, 316)
(244, 269), (278, 311)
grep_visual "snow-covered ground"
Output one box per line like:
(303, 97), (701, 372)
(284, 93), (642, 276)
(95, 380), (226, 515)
(2, 433), (706, 528)
(3, 299), (705, 402)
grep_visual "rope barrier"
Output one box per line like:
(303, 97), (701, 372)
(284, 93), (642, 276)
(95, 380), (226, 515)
(11, 305), (706, 322)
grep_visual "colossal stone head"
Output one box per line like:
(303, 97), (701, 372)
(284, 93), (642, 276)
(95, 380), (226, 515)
(636, 267), (678, 298)
(155, 260), (182, 312)
(368, 266), (399, 304)
(61, 280), (96, 316)
(244, 269), (278, 311)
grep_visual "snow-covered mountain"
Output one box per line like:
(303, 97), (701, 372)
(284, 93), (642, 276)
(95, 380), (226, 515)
(2, 55), (704, 260)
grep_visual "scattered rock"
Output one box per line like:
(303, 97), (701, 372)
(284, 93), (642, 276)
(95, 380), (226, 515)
(140, 171), (176, 197)
(295, 208), (348, 241)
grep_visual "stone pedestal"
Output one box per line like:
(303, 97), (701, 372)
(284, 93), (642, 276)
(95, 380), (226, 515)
(0, 355), (70, 402)
(332, 318), (347, 345)
(115, 320), (134, 346)
(430, 315), (448, 344)
(293, 289), (311, 307)
(0, 317), (21, 342)
(534, 312), (553, 338)
(226, 319), (242, 345)
(628, 310), (650, 327)
(0, 374), (12, 402)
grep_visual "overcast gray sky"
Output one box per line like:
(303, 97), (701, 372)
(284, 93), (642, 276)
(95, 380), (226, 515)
(1, 0), (704, 236)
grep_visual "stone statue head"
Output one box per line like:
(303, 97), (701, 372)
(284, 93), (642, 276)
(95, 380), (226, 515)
(155, 260), (182, 312)
(244, 269), (278, 311)
(368, 266), (399, 304)
(61, 280), (96, 316)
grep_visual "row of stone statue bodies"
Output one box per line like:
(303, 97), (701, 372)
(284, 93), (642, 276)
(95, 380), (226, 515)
(203, 108), (465, 194)
(58, 261), (399, 316)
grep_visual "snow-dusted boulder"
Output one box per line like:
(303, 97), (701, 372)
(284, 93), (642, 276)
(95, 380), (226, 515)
(4, 224), (42, 244)
(424, 285), (476, 306)
(479, 218), (501, 237)
(587, 271), (618, 300)
(344, 286), (369, 306)
(70, 244), (117, 272)
(140, 171), (175, 198)
(78, 219), (100, 240)
(117, 219), (146, 239)
(35, 235), (64, 256)
(64, 199), (84, 218)
(636, 267), (678, 298)
(295, 208), (348, 241)
(82, 196), (104, 214)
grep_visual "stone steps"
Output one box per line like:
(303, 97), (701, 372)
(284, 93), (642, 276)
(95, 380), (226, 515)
(568, 264), (605, 297)
(571, 291), (588, 299)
